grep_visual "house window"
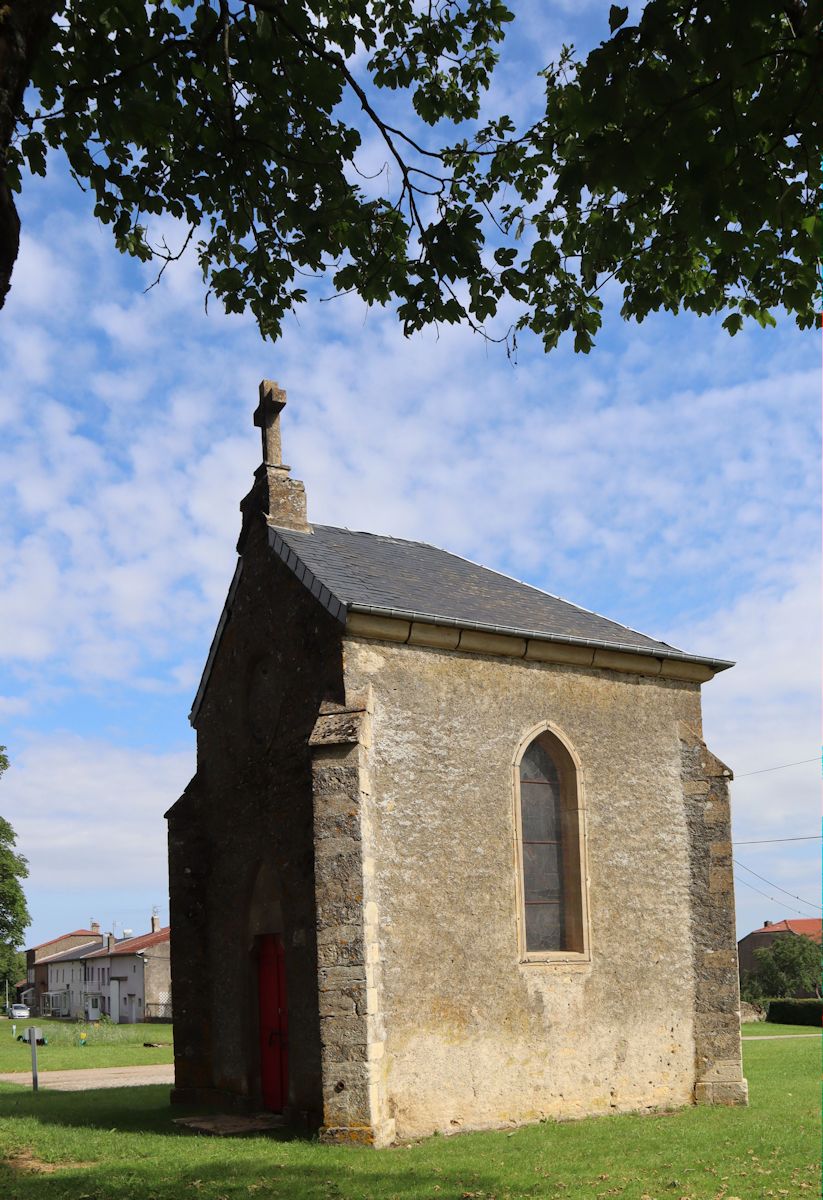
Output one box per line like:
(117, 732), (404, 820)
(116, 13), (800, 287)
(515, 726), (589, 960)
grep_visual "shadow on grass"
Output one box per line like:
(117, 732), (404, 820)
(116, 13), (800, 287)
(0, 1087), (507, 1200)
(0, 1085), (299, 1141)
(0, 1159), (480, 1200)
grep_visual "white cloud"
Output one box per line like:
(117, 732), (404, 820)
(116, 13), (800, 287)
(677, 561), (821, 936)
(4, 735), (192, 895)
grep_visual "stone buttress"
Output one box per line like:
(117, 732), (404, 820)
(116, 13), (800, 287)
(309, 689), (395, 1146)
(681, 722), (748, 1106)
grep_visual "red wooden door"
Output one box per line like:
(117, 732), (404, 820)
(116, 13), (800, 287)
(257, 934), (288, 1112)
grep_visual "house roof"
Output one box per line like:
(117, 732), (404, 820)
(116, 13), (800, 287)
(269, 524), (733, 668)
(38, 939), (104, 965)
(85, 927), (170, 959)
(30, 929), (98, 952)
(747, 919), (822, 943)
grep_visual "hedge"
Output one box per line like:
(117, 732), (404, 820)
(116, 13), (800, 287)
(766, 998), (823, 1026)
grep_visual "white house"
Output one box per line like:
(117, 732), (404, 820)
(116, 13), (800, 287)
(41, 939), (104, 1018)
(83, 919), (171, 1024)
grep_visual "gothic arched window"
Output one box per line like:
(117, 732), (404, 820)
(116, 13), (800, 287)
(515, 728), (588, 960)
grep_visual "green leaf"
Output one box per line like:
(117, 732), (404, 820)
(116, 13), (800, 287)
(608, 6), (629, 32)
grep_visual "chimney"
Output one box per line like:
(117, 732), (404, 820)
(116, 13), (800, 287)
(238, 380), (309, 549)
(91, 920), (100, 936)
(151, 914), (160, 934)
(763, 920), (771, 928)
(107, 933), (116, 951)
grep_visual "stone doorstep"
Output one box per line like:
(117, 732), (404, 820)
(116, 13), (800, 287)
(172, 1113), (286, 1137)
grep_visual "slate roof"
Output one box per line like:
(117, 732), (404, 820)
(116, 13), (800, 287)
(85, 927), (170, 959)
(38, 939), (104, 965)
(269, 524), (732, 669)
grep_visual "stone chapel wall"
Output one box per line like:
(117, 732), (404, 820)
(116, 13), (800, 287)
(341, 635), (743, 1139)
(168, 521), (344, 1119)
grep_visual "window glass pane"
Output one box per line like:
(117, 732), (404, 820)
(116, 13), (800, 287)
(520, 741), (560, 785)
(520, 781), (560, 841)
(525, 902), (563, 952)
(523, 841), (562, 900)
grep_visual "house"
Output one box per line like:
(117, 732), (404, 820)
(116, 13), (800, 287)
(84, 918), (172, 1024)
(738, 918), (822, 990)
(42, 938), (106, 1018)
(167, 381), (747, 1145)
(24, 925), (103, 1015)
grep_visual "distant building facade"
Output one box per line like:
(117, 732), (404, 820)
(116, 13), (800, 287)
(42, 939), (105, 1017)
(26, 918), (171, 1022)
(84, 919), (172, 1024)
(24, 925), (102, 1015)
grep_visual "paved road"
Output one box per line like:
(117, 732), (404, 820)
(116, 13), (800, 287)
(0, 1064), (174, 1090)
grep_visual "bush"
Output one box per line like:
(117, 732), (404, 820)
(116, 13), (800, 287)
(740, 973), (765, 1004)
(766, 999), (823, 1026)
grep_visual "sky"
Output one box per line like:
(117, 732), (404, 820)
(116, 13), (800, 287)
(0, 3), (819, 951)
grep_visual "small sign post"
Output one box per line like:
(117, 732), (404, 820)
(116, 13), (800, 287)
(24, 1027), (41, 1092)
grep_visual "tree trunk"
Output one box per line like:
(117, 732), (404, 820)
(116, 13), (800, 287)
(0, 0), (58, 311)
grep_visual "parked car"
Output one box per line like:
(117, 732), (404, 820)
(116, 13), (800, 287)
(8, 1003), (30, 1019)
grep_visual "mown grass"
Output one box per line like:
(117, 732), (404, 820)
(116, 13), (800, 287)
(0, 1037), (818, 1199)
(741, 1020), (821, 1037)
(0, 1019), (172, 1072)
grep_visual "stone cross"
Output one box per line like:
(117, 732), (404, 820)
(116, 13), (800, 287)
(253, 380), (287, 467)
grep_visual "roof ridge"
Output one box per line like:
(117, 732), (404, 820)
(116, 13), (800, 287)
(310, 524), (437, 551)
(32, 928), (97, 950)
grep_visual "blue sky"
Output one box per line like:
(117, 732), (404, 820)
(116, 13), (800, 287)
(0, 3), (819, 948)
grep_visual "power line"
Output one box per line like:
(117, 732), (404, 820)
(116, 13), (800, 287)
(735, 757), (819, 779)
(734, 859), (822, 912)
(734, 875), (818, 918)
(733, 835), (821, 845)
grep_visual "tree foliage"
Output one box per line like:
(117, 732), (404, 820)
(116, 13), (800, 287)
(750, 933), (822, 1000)
(0, 746), (30, 994)
(1, 0), (820, 351)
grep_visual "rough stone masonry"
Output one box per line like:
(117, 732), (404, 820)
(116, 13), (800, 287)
(166, 381), (747, 1145)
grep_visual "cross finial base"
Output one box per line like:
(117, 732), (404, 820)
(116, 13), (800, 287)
(239, 378), (310, 546)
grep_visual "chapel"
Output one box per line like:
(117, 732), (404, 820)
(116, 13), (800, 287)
(166, 381), (747, 1145)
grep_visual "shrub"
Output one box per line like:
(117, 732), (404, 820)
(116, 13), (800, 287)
(766, 999), (823, 1026)
(740, 973), (765, 1004)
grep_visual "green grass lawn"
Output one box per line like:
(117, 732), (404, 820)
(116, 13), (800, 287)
(741, 1020), (821, 1037)
(0, 1037), (818, 1200)
(0, 1019), (173, 1072)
